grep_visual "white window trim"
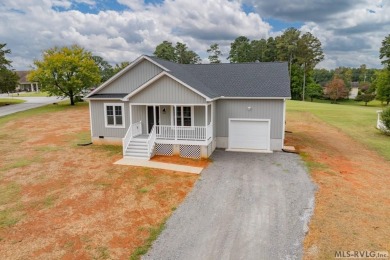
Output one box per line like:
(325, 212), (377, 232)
(171, 106), (194, 127)
(104, 103), (125, 128)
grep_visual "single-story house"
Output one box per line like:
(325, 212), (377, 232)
(86, 55), (291, 159)
(15, 71), (39, 92)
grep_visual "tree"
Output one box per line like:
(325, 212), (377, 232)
(228, 36), (252, 63)
(374, 70), (390, 105)
(0, 43), (19, 93)
(154, 41), (176, 62)
(305, 83), (323, 102)
(355, 93), (376, 106)
(276, 28), (300, 78)
(207, 43), (222, 63)
(250, 39), (267, 62)
(0, 43), (12, 70)
(0, 69), (19, 93)
(153, 41), (200, 64)
(324, 77), (348, 103)
(175, 42), (200, 64)
(28, 45), (100, 105)
(93, 56), (114, 83)
(381, 107), (390, 130)
(380, 34), (390, 69)
(313, 68), (333, 86)
(265, 37), (277, 62)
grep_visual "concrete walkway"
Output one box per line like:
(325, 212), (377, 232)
(0, 96), (65, 117)
(114, 158), (203, 174)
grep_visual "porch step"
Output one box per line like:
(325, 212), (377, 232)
(124, 138), (150, 159)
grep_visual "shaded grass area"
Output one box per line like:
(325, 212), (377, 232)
(8, 92), (49, 97)
(0, 98), (25, 107)
(308, 98), (385, 107)
(287, 100), (390, 161)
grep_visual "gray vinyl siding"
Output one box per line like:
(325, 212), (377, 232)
(216, 99), (284, 139)
(159, 105), (171, 125)
(131, 105), (147, 134)
(100, 60), (162, 94)
(90, 100), (129, 138)
(194, 106), (205, 126)
(207, 104), (212, 125)
(129, 76), (206, 104)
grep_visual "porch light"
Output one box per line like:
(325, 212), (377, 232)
(162, 108), (166, 113)
(247, 107), (252, 111)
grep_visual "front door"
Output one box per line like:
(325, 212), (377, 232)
(147, 106), (160, 133)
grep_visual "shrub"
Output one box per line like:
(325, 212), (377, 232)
(381, 107), (390, 130)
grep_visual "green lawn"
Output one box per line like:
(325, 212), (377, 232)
(8, 92), (49, 97)
(0, 98), (25, 107)
(287, 100), (390, 161)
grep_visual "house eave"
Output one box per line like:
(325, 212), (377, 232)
(211, 96), (291, 101)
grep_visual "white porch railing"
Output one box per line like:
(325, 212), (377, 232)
(147, 125), (157, 158)
(122, 121), (142, 155)
(156, 124), (212, 141)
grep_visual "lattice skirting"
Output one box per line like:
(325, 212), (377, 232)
(155, 143), (174, 156)
(179, 145), (201, 159)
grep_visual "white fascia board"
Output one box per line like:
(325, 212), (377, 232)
(86, 55), (169, 98)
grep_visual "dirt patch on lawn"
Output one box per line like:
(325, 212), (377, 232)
(151, 155), (210, 168)
(0, 104), (198, 259)
(286, 111), (390, 259)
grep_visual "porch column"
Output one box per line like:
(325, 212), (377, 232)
(205, 104), (208, 141)
(36, 83), (39, 92)
(174, 105), (177, 140)
(129, 104), (132, 126)
(30, 83), (33, 92)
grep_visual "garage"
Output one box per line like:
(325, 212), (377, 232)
(228, 118), (270, 151)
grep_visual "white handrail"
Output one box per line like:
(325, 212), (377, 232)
(155, 124), (211, 141)
(122, 121), (142, 155)
(147, 125), (156, 158)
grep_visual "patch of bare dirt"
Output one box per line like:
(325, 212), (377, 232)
(286, 111), (390, 259)
(151, 155), (210, 168)
(0, 104), (198, 259)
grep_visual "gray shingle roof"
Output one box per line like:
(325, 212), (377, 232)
(88, 93), (128, 99)
(147, 56), (291, 99)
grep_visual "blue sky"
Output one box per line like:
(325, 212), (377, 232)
(0, 0), (389, 70)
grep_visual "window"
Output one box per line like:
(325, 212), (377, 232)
(105, 103), (125, 128)
(175, 106), (192, 126)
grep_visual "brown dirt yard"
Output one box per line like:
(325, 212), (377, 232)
(286, 111), (390, 259)
(0, 103), (198, 259)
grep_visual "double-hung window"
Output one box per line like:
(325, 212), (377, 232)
(175, 106), (193, 126)
(105, 103), (125, 128)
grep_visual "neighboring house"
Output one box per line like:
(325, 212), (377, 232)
(86, 55), (291, 159)
(15, 71), (39, 92)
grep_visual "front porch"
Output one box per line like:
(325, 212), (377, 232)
(123, 103), (214, 159)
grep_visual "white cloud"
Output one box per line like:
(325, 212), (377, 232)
(0, 0), (271, 69)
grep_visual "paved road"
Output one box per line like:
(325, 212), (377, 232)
(144, 150), (316, 260)
(0, 95), (65, 117)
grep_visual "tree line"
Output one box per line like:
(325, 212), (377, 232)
(1, 29), (388, 106)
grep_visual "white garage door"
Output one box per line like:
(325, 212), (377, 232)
(228, 119), (270, 150)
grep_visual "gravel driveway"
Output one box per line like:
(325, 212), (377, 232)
(144, 150), (316, 260)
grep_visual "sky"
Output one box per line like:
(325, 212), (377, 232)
(0, 0), (389, 70)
